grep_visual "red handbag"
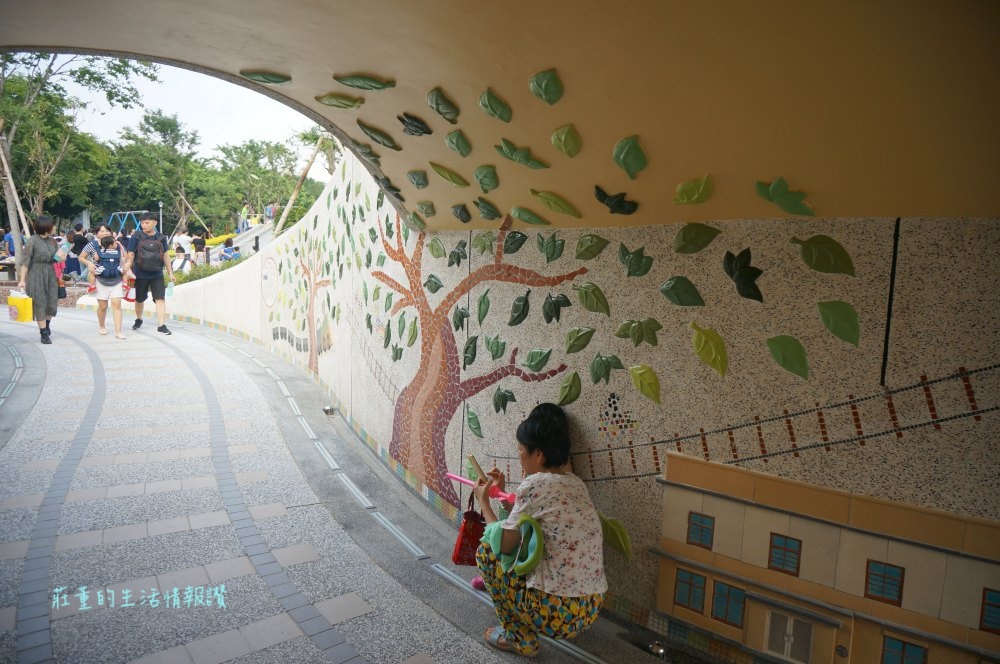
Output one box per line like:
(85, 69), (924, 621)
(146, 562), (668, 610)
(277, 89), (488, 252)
(451, 494), (485, 566)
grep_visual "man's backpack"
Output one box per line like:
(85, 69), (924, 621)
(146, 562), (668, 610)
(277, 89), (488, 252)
(136, 232), (165, 272)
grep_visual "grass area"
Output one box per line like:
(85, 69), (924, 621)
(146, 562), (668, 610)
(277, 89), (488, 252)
(174, 257), (247, 285)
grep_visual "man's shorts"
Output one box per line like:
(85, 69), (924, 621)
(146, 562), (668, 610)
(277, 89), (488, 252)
(133, 276), (166, 302)
(95, 279), (124, 301)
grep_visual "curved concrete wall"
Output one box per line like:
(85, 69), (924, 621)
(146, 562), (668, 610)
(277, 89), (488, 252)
(166, 153), (999, 618)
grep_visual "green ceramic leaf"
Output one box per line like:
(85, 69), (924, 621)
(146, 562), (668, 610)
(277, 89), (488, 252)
(384, 293), (393, 312)
(392, 344), (404, 361)
(376, 254), (386, 267)
(383, 323), (391, 349)
(566, 327), (596, 354)
(407, 318), (418, 347)
(614, 318), (662, 347)
(416, 201), (436, 217)
(405, 212), (426, 232)
(511, 207), (550, 226)
(612, 135), (647, 180)
(430, 162), (469, 187)
(530, 190), (581, 218)
(362, 281), (369, 303)
(407, 170), (429, 189)
(629, 365), (660, 404)
(573, 282), (610, 317)
(372, 285), (381, 301)
(427, 87), (460, 124)
(240, 70), (291, 85)
(542, 293), (571, 323)
(357, 120), (401, 151)
(589, 353), (624, 384)
(690, 322), (728, 377)
(619, 244), (654, 277)
(475, 197), (501, 220)
(550, 124), (581, 158)
(424, 274), (444, 293)
(674, 223), (721, 254)
(522, 349), (552, 372)
(790, 235), (855, 276)
(428, 237), (446, 259)
(659, 276), (705, 306)
(479, 88), (512, 122)
(537, 232), (565, 264)
(398, 313), (406, 336)
(493, 387), (516, 413)
(366, 313), (372, 333)
(503, 231), (528, 254)
(463, 335), (479, 369)
(556, 372), (582, 406)
(529, 69), (563, 105)
(445, 130), (472, 157)
(472, 231), (496, 256)
(674, 175), (712, 205)
(818, 301), (860, 347)
(448, 240), (468, 267)
(334, 73), (395, 90)
(473, 165), (498, 194)
(509, 290), (530, 326)
(756, 177), (815, 216)
(477, 289), (491, 325)
(315, 93), (365, 109)
(494, 139), (549, 169)
(599, 514), (633, 560)
(466, 407), (484, 438)
(576, 234), (610, 260)
(453, 306), (470, 331)
(767, 335), (809, 379)
(485, 334), (507, 360)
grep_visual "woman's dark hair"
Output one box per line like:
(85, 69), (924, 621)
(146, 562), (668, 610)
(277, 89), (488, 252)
(224, 238), (233, 247)
(32, 216), (55, 235)
(515, 403), (571, 468)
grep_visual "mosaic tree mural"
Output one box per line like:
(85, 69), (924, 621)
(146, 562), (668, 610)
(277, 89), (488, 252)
(270, 214), (336, 373)
(371, 214), (588, 505)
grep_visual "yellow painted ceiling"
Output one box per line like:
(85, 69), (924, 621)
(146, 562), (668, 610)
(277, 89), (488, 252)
(2, 1), (998, 231)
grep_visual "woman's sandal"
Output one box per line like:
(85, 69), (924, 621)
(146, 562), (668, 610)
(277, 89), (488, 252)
(484, 627), (537, 657)
(98, 328), (108, 335)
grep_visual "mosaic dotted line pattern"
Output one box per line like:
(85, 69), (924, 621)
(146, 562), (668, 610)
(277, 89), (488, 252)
(0, 334), (24, 407)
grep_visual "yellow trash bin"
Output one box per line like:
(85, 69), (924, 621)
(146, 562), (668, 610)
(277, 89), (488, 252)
(7, 291), (32, 322)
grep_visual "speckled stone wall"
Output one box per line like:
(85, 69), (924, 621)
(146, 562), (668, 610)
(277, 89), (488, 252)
(251, 154), (998, 619)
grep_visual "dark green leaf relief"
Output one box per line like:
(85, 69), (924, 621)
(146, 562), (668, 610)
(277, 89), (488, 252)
(573, 283), (610, 317)
(424, 274), (444, 293)
(451, 204), (471, 224)
(595, 186), (638, 215)
(674, 175), (712, 204)
(767, 335), (809, 379)
(509, 290), (531, 326)
(495, 139), (549, 169)
(407, 318), (418, 347)
(530, 190), (581, 218)
(477, 290), (491, 325)
(392, 345), (403, 361)
(315, 93), (364, 109)
(575, 234), (610, 260)
(466, 407), (484, 438)
(357, 120), (401, 151)
(384, 293), (393, 312)
(542, 293), (571, 323)
(557, 372), (582, 406)
(522, 349), (553, 372)
(674, 223), (721, 254)
(398, 113), (433, 136)
(818, 301), (860, 346)
(453, 306), (470, 332)
(503, 231), (528, 254)
(755, 177), (815, 216)
(529, 69), (564, 105)
(590, 353), (625, 384)
(368, 228), (378, 243)
(551, 124), (581, 157)
(659, 276), (705, 306)
(618, 243), (653, 277)
(383, 323), (391, 349)
(566, 327), (596, 354)
(372, 285), (381, 302)
(479, 88), (512, 122)
(485, 334), (507, 360)
(511, 207), (550, 226)
(790, 235), (855, 276)
(612, 135), (647, 180)
(334, 73), (395, 90)
(629, 365), (660, 403)
(240, 70), (291, 85)
(472, 231), (497, 256)
(376, 254), (386, 267)
(723, 248), (764, 302)
(428, 237), (446, 259)
(430, 162), (469, 187)
(463, 336), (479, 369)
(690, 322), (728, 377)
(405, 213), (426, 232)
(614, 318), (663, 347)
(427, 87), (460, 124)
(416, 201), (436, 217)
(351, 141), (380, 166)
(473, 165), (498, 193)
(493, 387), (516, 413)
(537, 233), (565, 264)
(448, 240), (468, 267)
(475, 198), (501, 220)
(445, 130), (471, 157)
(407, 170), (429, 189)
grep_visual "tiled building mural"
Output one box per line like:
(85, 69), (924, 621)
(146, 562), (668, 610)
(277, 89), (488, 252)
(251, 154), (998, 627)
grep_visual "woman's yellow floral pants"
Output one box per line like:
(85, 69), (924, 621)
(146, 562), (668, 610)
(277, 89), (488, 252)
(476, 542), (604, 656)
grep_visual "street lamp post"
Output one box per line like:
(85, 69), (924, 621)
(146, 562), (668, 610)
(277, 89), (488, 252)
(158, 201), (163, 232)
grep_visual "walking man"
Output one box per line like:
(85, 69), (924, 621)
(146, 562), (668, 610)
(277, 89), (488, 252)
(126, 211), (175, 335)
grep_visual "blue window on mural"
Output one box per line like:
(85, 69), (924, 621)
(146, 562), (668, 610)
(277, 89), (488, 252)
(983, 588), (1000, 633)
(711, 581), (745, 627)
(674, 568), (706, 612)
(881, 636), (926, 664)
(687, 512), (715, 549)
(768, 533), (802, 575)
(866, 561), (905, 605)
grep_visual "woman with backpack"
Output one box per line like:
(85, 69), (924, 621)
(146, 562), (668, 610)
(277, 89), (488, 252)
(78, 223), (130, 339)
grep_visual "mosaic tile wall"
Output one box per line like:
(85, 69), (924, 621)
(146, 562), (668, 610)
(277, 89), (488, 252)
(254, 154), (999, 615)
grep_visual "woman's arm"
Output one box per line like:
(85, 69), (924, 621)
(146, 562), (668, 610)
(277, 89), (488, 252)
(474, 476), (522, 554)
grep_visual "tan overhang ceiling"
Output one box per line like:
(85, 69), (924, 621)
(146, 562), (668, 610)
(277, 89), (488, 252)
(2, 0), (998, 231)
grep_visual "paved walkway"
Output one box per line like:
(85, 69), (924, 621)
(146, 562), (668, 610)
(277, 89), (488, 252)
(0, 310), (639, 664)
